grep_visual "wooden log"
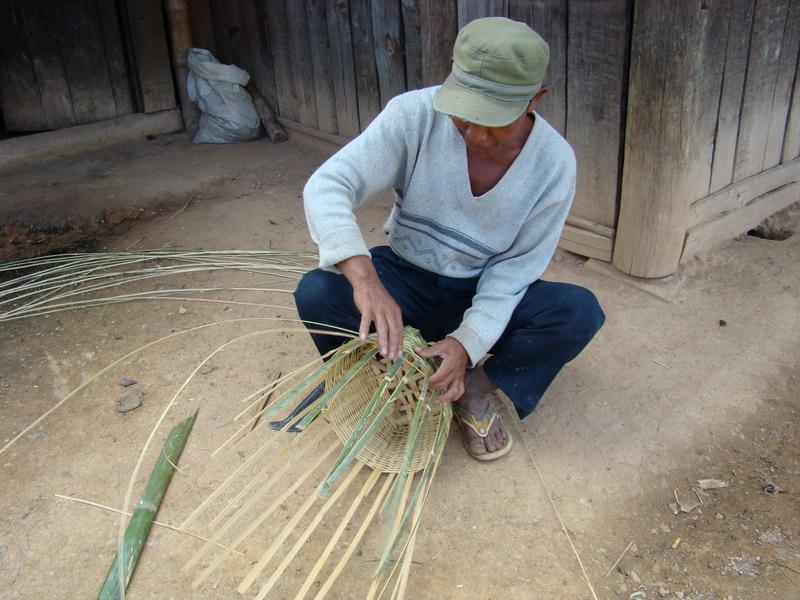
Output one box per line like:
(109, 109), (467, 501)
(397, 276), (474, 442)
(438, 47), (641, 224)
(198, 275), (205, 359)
(420, 0), (458, 86)
(325, 0), (360, 136)
(264, 0), (299, 121)
(682, 158), (800, 260)
(565, 0), (631, 229)
(371, 0), (406, 108)
(240, 0), (279, 110)
(350, 0), (381, 129)
(246, 82), (288, 143)
(0, 0), (47, 131)
(457, 0), (508, 27)
(509, 0), (567, 135)
(285, 0), (319, 128)
(613, 0), (728, 278)
(734, 0), (791, 180)
(125, 0), (177, 113)
(306, 0), (338, 133)
(764, 0), (800, 169)
(97, 0), (135, 117)
(401, 0), (424, 91)
(709, 0), (756, 193)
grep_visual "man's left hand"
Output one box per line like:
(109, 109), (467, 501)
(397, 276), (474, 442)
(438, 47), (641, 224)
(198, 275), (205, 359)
(415, 337), (469, 403)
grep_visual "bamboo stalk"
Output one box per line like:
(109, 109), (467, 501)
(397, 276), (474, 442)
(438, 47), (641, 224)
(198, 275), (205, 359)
(97, 410), (198, 599)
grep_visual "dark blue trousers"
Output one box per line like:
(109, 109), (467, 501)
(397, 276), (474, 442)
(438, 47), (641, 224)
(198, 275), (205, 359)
(294, 246), (604, 419)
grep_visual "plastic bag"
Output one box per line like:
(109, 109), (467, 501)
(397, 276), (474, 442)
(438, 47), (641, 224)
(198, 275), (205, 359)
(186, 48), (261, 144)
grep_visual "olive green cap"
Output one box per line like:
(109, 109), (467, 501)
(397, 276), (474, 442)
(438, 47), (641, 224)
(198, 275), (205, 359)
(433, 17), (549, 127)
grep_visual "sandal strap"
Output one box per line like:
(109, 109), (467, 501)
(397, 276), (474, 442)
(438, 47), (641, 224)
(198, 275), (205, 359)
(453, 404), (496, 439)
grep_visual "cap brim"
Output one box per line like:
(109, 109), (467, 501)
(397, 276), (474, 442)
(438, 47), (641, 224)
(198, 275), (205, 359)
(433, 74), (530, 127)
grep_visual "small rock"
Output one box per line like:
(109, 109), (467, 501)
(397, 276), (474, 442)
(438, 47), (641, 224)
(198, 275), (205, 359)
(178, 305), (189, 315)
(697, 479), (728, 490)
(718, 319), (727, 327)
(676, 593), (684, 599)
(716, 513), (725, 520)
(669, 502), (679, 515)
(117, 390), (144, 413)
(758, 528), (787, 545)
(199, 364), (215, 375)
(658, 587), (670, 597)
(118, 378), (137, 387)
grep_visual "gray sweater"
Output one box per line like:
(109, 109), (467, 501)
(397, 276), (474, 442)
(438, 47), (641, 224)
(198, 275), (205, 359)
(303, 86), (576, 366)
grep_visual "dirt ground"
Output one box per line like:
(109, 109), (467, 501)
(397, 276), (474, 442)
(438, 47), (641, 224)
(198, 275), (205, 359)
(0, 132), (798, 600)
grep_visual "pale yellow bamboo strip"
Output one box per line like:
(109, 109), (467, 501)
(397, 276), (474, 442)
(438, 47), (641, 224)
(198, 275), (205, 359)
(52, 494), (246, 557)
(313, 473), (397, 600)
(190, 440), (339, 589)
(294, 469), (382, 600)
(183, 429), (332, 575)
(365, 475), (413, 600)
(387, 489), (423, 600)
(237, 459), (332, 595)
(251, 463), (367, 599)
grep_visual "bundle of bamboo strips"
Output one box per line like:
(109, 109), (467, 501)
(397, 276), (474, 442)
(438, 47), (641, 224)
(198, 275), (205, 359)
(181, 327), (451, 599)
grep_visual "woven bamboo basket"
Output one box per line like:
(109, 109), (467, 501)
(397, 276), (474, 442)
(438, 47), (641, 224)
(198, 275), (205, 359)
(323, 345), (443, 474)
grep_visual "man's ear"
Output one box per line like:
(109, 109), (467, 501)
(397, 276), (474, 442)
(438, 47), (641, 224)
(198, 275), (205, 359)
(528, 86), (549, 112)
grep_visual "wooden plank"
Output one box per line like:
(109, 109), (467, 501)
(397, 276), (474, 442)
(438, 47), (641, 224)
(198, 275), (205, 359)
(187, 0), (218, 55)
(509, 0), (567, 135)
(683, 163), (800, 260)
(420, 0), (458, 86)
(223, 0), (251, 72)
(264, 0), (298, 121)
(325, 0), (359, 136)
(457, 0), (508, 27)
(0, 0), (47, 131)
(709, 0), (756, 193)
(371, 0), (406, 108)
(558, 224), (613, 262)
(764, 0), (800, 168)
(734, 0), (791, 180)
(613, 1), (729, 278)
(565, 214), (615, 240)
(125, 0), (176, 113)
(16, 0), (76, 129)
(55, 0), (118, 124)
(401, 0), (423, 90)
(784, 51), (800, 161)
(96, 0), (135, 117)
(239, 0), (278, 109)
(209, 0), (232, 63)
(306, 0), (338, 133)
(350, 0), (381, 129)
(688, 156), (800, 228)
(565, 0), (631, 229)
(285, 0), (318, 127)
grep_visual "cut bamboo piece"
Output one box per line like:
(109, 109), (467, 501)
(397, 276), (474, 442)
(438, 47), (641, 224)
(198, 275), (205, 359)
(313, 473), (397, 600)
(184, 429), (331, 575)
(251, 463), (367, 599)
(389, 493), (424, 600)
(294, 469), (383, 600)
(97, 410), (198, 599)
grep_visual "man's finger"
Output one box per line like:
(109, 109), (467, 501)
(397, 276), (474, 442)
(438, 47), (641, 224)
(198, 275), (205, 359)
(358, 312), (371, 341)
(387, 310), (403, 359)
(375, 315), (389, 356)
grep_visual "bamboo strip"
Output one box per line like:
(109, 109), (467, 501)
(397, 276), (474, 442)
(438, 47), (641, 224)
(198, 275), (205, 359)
(388, 492), (423, 600)
(313, 473), (397, 600)
(250, 463), (367, 599)
(294, 469), (383, 600)
(183, 428), (332, 575)
(189, 441), (338, 588)
(366, 475), (413, 600)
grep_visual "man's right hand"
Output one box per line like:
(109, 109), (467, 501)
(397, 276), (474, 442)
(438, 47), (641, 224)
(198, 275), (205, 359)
(338, 255), (404, 360)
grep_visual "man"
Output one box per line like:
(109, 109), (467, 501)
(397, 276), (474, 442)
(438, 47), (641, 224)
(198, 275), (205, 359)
(294, 17), (604, 461)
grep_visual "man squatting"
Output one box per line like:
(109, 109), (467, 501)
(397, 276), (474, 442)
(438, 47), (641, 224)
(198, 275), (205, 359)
(294, 17), (605, 461)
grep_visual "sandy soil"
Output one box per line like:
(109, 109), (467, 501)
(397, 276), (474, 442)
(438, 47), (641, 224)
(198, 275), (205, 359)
(0, 133), (798, 600)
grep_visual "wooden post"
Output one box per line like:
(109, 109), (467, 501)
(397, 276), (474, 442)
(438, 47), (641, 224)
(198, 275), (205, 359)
(164, 0), (199, 131)
(613, 0), (728, 278)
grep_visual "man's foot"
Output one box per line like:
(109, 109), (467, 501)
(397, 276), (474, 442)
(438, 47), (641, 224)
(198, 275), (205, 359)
(453, 368), (512, 460)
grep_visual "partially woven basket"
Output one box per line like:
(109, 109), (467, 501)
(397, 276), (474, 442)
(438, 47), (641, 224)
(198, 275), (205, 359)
(323, 335), (442, 473)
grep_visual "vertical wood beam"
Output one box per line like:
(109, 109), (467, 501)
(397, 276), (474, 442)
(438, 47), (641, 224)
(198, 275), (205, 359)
(420, 0), (457, 86)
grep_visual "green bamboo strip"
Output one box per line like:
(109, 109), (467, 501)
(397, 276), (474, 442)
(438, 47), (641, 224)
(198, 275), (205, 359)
(97, 410), (198, 599)
(294, 469), (382, 600)
(313, 473), (396, 600)
(248, 463), (367, 598)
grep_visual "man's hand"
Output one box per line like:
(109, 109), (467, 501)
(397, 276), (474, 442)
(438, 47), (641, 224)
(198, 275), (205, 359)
(338, 256), (404, 360)
(415, 337), (469, 402)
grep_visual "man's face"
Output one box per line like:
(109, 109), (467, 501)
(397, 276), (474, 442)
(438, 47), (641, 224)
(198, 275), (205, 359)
(450, 113), (530, 154)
